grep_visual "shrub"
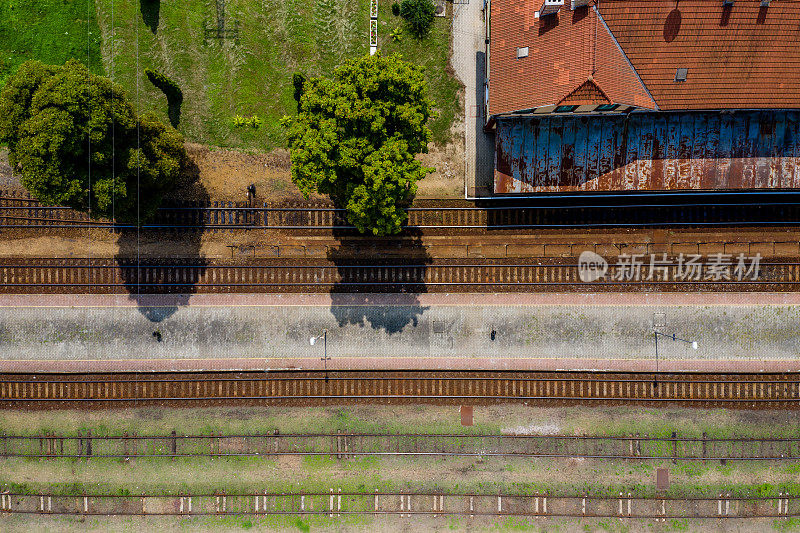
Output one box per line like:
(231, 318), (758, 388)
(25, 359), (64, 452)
(400, 0), (436, 39)
(233, 115), (261, 129)
(144, 68), (182, 102)
(145, 68), (183, 127)
(392, 2), (400, 16)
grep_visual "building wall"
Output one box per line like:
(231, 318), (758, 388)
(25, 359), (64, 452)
(495, 111), (800, 194)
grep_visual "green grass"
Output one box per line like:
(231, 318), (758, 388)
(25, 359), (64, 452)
(0, 0), (104, 86)
(380, 0), (462, 144)
(89, 0), (459, 151)
(93, 0), (368, 150)
(0, 0), (460, 153)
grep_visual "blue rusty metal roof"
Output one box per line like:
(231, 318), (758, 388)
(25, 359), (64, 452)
(494, 111), (800, 194)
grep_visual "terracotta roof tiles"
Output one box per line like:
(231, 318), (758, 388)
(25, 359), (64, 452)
(488, 2), (654, 115)
(488, 0), (800, 115)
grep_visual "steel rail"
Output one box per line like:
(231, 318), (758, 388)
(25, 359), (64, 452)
(0, 261), (792, 289)
(0, 280), (791, 288)
(7, 491), (800, 500)
(8, 432), (800, 442)
(0, 372), (796, 406)
(3, 451), (799, 460)
(2, 491), (800, 519)
(10, 432), (800, 440)
(5, 197), (800, 230)
(2, 261), (796, 267)
(2, 396), (792, 403)
(4, 510), (798, 519)
(0, 370), (800, 382)
(7, 221), (800, 230)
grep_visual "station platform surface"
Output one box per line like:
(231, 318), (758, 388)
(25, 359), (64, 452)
(0, 357), (796, 374)
(0, 293), (798, 367)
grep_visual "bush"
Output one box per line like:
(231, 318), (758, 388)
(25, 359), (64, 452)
(145, 68), (183, 127)
(233, 115), (261, 129)
(144, 68), (182, 102)
(400, 0), (436, 39)
(392, 2), (400, 16)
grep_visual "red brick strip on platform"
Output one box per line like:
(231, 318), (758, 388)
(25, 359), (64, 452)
(0, 357), (795, 374)
(2, 292), (800, 308)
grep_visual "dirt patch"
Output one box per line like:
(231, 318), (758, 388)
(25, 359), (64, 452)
(178, 143), (322, 204)
(418, 143), (463, 199)
(0, 148), (22, 190)
(181, 141), (463, 203)
(417, 121), (465, 199)
(1, 136), (464, 214)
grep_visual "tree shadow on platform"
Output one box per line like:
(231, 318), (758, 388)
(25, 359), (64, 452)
(327, 222), (431, 335)
(115, 157), (209, 322)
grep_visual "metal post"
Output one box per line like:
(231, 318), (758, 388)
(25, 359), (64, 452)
(323, 330), (328, 383)
(654, 330), (659, 389)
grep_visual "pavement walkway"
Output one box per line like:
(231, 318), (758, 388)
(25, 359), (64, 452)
(452, 0), (495, 197)
(0, 356), (795, 373)
(1, 292), (800, 368)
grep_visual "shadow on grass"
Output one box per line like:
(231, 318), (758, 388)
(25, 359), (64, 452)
(167, 94), (182, 128)
(115, 157), (209, 322)
(140, 0), (160, 33)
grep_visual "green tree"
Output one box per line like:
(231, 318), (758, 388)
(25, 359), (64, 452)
(282, 54), (434, 235)
(0, 59), (186, 223)
(401, 0), (436, 39)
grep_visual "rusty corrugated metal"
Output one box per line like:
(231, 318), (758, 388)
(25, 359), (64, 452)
(494, 111), (800, 194)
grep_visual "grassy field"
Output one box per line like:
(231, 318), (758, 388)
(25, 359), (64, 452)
(93, 0), (367, 150)
(1, 407), (799, 531)
(379, 0), (462, 144)
(88, 0), (460, 151)
(0, 0), (104, 86)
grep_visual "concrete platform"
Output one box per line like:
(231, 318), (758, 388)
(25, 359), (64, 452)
(0, 293), (799, 371)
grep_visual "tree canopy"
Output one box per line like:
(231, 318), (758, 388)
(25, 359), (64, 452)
(282, 54), (435, 236)
(0, 59), (186, 223)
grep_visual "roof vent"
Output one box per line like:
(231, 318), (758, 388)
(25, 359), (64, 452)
(571, 0), (589, 9)
(516, 46), (529, 58)
(675, 68), (688, 82)
(723, 0), (733, 5)
(535, 0), (564, 18)
(760, 0), (770, 6)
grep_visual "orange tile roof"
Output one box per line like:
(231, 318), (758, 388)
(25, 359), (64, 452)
(488, 0), (800, 115)
(600, 0), (800, 110)
(557, 79), (610, 105)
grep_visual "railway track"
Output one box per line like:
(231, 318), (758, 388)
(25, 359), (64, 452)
(0, 257), (793, 293)
(0, 371), (797, 409)
(12, 431), (800, 461)
(5, 192), (800, 231)
(0, 490), (797, 519)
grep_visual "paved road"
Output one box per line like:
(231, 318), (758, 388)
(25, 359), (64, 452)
(1, 293), (799, 365)
(452, 0), (495, 197)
